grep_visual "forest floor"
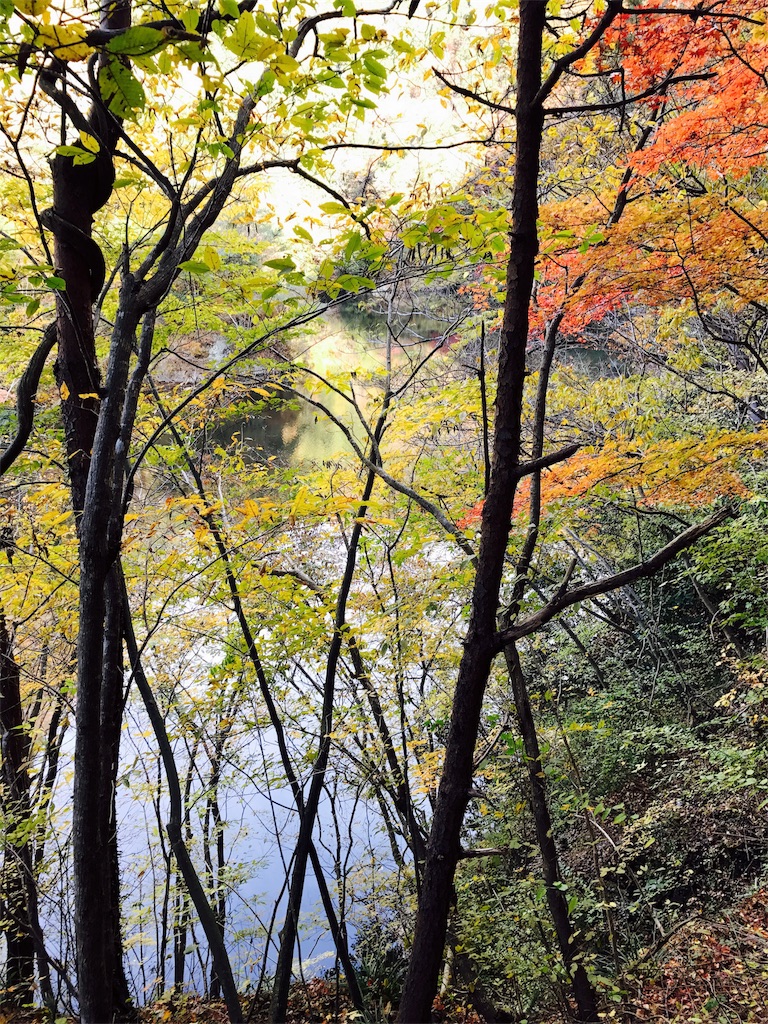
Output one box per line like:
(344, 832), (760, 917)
(3, 888), (768, 1023)
(617, 885), (768, 1023)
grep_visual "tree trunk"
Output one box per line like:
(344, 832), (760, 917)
(73, 285), (139, 1021)
(0, 611), (35, 1007)
(102, 568), (135, 1017)
(269, 457), (382, 1023)
(505, 645), (598, 1021)
(45, 0), (134, 1013)
(396, 6), (546, 1020)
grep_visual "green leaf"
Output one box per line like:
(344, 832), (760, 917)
(344, 232), (361, 260)
(319, 201), (349, 215)
(224, 10), (278, 60)
(349, 95), (376, 110)
(55, 144), (96, 166)
(178, 260), (211, 274)
(363, 54), (387, 78)
(99, 58), (146, 119)
(335, 273), (374, 291)
(265, 257), (297, 272)
(46, 275), (66, 290)
(255, 11), (281, 37)
(391, 38), (415, 54)
(272, 52), (299, 75)
(255, 69), (276, 96)
(106, 26), (165, 57)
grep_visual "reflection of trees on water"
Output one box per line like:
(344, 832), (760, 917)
(209, 399), (353, 467)
(336, 302), (457, 348)
(206, 308), (624, 468)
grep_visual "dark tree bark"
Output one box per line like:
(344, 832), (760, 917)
(505, 646), (598, 1021)
(102, 567), (134, 1017)
(396, 6), (548, 1019)
(73, 276), (139, 1021)
(42, 0), (135, 1015)
(0, 611), (35, 1007)
(393, 4), (734, 1018)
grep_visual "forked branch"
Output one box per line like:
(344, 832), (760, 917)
(495, 505), (736, 649)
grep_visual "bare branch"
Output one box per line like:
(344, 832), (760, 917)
(625, 5), (764, 23)
(545, 71), (716, 116)
(321, 135), (499, 152)
(517, 442), (579, 479)
(289, 2), (399, 57)
(495, 505), (736, 649)
(291, 164), (373, 238)
(0, 324), (57, 477)
(433, 68), (515, 114)
(535, 0), (622, 106)
(291, 387), (479, 565)
(436, 65), (715, 120)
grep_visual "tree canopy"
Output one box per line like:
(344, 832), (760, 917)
(2, 2), (768, 1023)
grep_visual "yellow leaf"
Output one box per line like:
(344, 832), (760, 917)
(236, 498), (260, 518)
(203, 244), (221, 271)
(79, 131), (101, 154)
(35, 23), (90, 61)
(14, 0), (51, 14)
(78, 392), (99, 399)
(60, 382), (70, 401)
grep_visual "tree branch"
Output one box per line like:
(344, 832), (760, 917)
(494, 505), (736, 649)
(516, 441), (579, 480)
(435, 65), (715, 119)
(535, 0), (622, 106)
(545, 71), (716, 116)
(0, 324), (57, 477)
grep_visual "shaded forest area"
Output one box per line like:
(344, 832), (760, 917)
(1, 1), (768, 1022)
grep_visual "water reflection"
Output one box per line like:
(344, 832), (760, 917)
(209, 308), (450, 466)
(207, 309), (623, 468)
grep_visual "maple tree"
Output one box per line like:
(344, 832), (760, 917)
(397, 3), (768, 1021)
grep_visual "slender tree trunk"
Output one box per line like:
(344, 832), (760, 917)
(396, 6), (546, 1019)
(205, 724), (229, 1001)
(144, 378), (365, 1018)
(121, 579), (243, 1023)
(505, 646), (598, 1021)
(73, 283), (140, 1021)
(102, 568), (134, 1017)
(269, 461), (381, 1023)
(0, 617), (56, 1014)
(0, 610), (35, 1007)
